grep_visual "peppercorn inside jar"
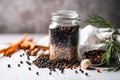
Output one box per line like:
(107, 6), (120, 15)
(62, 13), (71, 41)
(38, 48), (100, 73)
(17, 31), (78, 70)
(49, 10), (80, 61)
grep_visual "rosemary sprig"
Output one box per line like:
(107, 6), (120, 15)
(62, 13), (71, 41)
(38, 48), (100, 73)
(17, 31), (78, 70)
(84, 14), (120, 71)
(84, 14), (114, 28)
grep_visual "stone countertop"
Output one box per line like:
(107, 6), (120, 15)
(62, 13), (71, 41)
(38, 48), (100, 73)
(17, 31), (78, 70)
(0, 34), (119, 80)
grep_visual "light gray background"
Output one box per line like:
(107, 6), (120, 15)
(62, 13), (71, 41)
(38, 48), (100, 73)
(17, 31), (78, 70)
(0, 0), (119, 33)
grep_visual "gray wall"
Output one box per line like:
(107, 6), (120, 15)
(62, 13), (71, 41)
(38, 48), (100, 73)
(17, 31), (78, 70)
(0, 0), (119, 33)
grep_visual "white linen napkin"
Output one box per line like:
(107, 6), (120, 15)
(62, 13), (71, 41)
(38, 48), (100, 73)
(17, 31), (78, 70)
(79, 25), (113, 56)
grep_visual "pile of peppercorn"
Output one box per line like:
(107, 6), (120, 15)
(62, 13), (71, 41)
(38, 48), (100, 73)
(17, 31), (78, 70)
(82, 49), (105, 64)
(33, 55), (80, 73)
(33, 55), (88, 75)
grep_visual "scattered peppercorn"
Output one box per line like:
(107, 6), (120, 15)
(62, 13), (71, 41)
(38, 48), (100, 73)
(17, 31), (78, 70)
(7, 64), (11, 68)
(49, 72), (52, 75)
(85, 73), (88, 76)
(18, 64), (20, 67)
(61, 68), (64, 74)
(75, 70), (78, 73)
(27, 56), (30, 60)
(53, 68), (56, 72)
(28, 67), (31, 71)
(26, 61), (31, 66)
(20, 61), (23, 64)
(79, 68), (82, 71)
(8, 55), (11, 58)
(22, 53), (25, 56)
(81, 70), (84, 73)
(20, 55), (22, 57)
(36, 72), (39, 75)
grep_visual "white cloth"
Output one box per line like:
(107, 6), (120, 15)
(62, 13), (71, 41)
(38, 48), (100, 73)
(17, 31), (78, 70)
(79, 25), (113, 55)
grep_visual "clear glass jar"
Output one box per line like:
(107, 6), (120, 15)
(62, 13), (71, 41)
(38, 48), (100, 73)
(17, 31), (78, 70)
(49, 10), (80, 61)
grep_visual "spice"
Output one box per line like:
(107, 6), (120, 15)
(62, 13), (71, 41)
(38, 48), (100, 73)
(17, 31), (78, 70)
(25, 50), (31, 56)
(73, 65), (77, 69)
(27, 56), (30, 60)
(49, 10), (80, 61)
(22, 53), (25, 56)
(28, 67), (31, 71)
(79, 68), (82, 71)
(7, 64), (11, 68)
(49, 25), (79, 61)
(36, 72), (39, 75)
(33, 55), (80, 73)
(61, 68), (64, 74)
(75, 70), (78, 73)
(96, 68), (100, 73)
(36, 50), (45, 58)
(49, 72), (52, 75)
(26, 61), (31, 66)
(8, 55), (11, 58)
(83, 50), (105, 64)
(44, 50), (49, 55)
(0, 34), (27, 56)
(80, 59), (91, 69)
(20, 55), (22, 57)
(20, 61), (23, 64)
(31, 48), (39, 56)
(81, 70), (84, 73)
(18, 64), (20, 67)
(85, 73), (88, 76)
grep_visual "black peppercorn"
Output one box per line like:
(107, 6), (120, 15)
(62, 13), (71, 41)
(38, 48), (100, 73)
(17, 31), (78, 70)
(79, 68), (81, 71)
(85, 73), (88, 76)
(33, 55), (81, 74)
(20, 61), (23, 64)
(53, 68), (56, 72)
(27, 56), (30, 60)
(18, 64), (20, 67)
(28, 67), (31, 71)
(61, 68), (64, 74)
(8, 55), (11, 58)
(49, 72), (52, 75)
(26, 61), (31, 66)
(81, 70), (84, 73)
(61, 69), (64, 74)
(36, 72), (39, 75)
(75, 70), (78, 73)
(7, 64), (11, 68)
(20, 55), (22, 57)
(23, 53), (25, 56)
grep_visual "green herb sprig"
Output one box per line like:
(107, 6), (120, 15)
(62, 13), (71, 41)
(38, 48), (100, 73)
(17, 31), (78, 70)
(84, 14), (120, 71)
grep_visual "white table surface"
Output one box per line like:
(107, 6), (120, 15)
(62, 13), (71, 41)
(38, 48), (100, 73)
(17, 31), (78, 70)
(0, 34), (120, 80)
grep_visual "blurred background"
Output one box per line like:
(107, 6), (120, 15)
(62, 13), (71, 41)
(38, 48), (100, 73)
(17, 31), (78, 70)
(0, 0), (120, 33)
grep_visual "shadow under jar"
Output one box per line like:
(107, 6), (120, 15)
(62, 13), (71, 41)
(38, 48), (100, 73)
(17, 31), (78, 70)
(49, 10), (80, 61)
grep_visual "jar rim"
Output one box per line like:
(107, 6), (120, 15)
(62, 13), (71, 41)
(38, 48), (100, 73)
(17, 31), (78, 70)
(52, 10), (80, 20)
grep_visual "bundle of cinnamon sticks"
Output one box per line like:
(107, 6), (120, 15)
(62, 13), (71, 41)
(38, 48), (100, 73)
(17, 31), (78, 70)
(0, 34), (49, 56)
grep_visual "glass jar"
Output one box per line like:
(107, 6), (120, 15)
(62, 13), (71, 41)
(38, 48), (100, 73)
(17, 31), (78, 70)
(49, 10), (80, 61)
